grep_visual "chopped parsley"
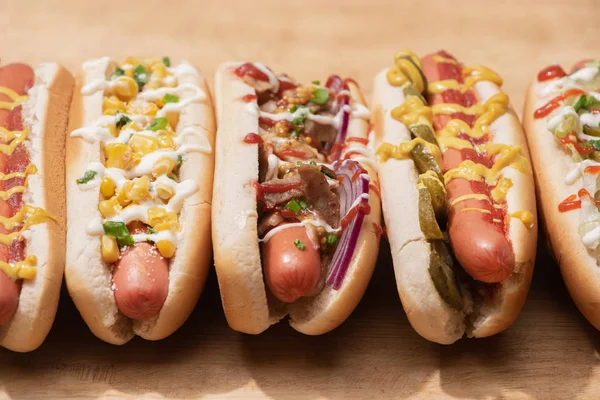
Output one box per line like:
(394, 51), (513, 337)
(148, 117), (169, 131)
(103, 221), (134, 247)
(76, 170), (97, 184)
(294, 239), (306, 251)
(115, 112), (131, 129)
(162, 57), (171, 67)
(311, 88), (329, 105)
(133, 64), (149, 90)
(163, 93), (179, 104)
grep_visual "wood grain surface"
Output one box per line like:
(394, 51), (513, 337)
(1, 0), (600, 398)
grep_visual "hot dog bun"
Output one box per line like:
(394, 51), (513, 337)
(523, 73), (600, 330)
(212, 62), (381, 335)
(373, 58), (537, 344)
(65, 58), (215, 345)
(0, 63), (73, 352)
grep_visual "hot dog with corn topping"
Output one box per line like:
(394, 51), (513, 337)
(66, 57), (215, 344)
(524, 59), (600, 330)
(0, 61), (73, 352)
(373, 50), (537, 344)
(213, 62), (380, 334)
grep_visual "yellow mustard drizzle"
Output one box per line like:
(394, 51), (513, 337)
(432, 55), (457, 64)
(461, 207), (491, 214)
(462, 65), (503, 89)
(376, 137), (442, 168)
(0, 85), (51, 280)
(0, 87), (28, 110)
(491, 177), (513, 203)
(387, 50), (426, 93)
(390, 96), (433, 127)
(450, 193), (490, 206)
(510, 210), (535, 229)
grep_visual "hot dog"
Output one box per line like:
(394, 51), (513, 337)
(373, 50), (537, 344)
(0, 61), (73, 352)
(66, 57), (215, 345)
(523, 59), (600, 330)
(213, 62), (381, 335)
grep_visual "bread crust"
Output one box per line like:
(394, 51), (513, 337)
(523, 76), (600, 330)
(373, 68), (537, 344)
(65, 58), (214, 344)
(212, 63), (380, 335)
(0, 63), (73, 352)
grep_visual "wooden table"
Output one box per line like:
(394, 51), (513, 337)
(2, 0), (600, 398)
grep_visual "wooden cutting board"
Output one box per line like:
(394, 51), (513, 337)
(1, 0), (599, 398)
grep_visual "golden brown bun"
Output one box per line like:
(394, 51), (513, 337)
(212, 62), (380, 335)
(373, 68), (537, 344)
(65, 58), (215, 345)
(0, 63), (73, 352)
(523, 75), (600, 330)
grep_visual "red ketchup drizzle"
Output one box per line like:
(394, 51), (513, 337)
(558, 132), (594, 155)
(534, 88), (586, 119)
(346, 137), (369, 145)
(537, 65), (567, 82)
(243, 133), (262, 144)
(369, 183), (381, 199)
(340, 202), (371, 229)
(277, 149), (308, 159)
(234, 63), (269, 82)
(558, 194), (581, 212)
(372, 222), (384, 238)
(256, 181), (302, 201)
(241, 94), (258, 103)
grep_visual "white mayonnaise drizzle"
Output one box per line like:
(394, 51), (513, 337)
(253, 63), (280, 93)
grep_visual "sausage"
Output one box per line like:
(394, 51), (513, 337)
(262, 225), (321, 303)
(0, 63), (34, 325)
(421, 52), (515, 283)
(112, 221), (169, 320)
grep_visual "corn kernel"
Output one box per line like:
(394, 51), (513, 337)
(117, 182), (133, 207)
(156, 240), (175, 258)
(157, 183), (174, 200)
(101, 235), (120, 263)
(152, 157), (176, 177)
(124, 57), (142, 67)
(145, 81), (161, 91)
(113, 76), (139, 101)
(154, 220), (180, 232)
(156, 130), (176, 149)
(128, 176), (150, 202)
(147, 207), (167, 226)
(151, 62), (167, 79)
(100, 177), (116, 198)
(129, 134), (159, 156)
(107, 125), (118, 137)
(130, 152), (141, 167)
(103, 96), (126, 114)
(122, 121), (142, 132)
(105, 143), (131, 170)
(125, 68), (134, 78)
(99, 197), (122, 218)
(126, 100), (158, 117)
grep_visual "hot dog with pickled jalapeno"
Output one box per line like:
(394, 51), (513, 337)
(524, 59), (600, 330)
(213, 62), (380, 335)
(66, 57), (215, 345)
(0, 61), (73, 352)
(373, 50), (537, 344)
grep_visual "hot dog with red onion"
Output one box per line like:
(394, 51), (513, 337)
(213, 62), (381, 335)
(0, 61), (72, 352)
(373, 50), (537, 344)
(524, 59), (600, 330)
(66, 57), (215, 345)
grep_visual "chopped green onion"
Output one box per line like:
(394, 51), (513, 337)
(148, 117), (169, 131)
(321, 168), (336, 179)
(311, 88), (329, 105)
(298, 198), (308, 209)
(133, 64), (149, 90)
(309, 160), (317, 165)
(326, 233), (339, 246)
(115, 113), (131, 129)
(162, 57), (171, 67)
(291, 111), (307, 126)
(574, 95), (599, 113)
(167, 175), (177, 181)
(296, 161), (303, 165)
(163, 93), (179, 104)
(112, 67), (125, 78)
(290, 129), (301, 139)
(294, 239), (305, 251)
(147, 227), (157, 235)
(285, 199), (302, 214)
(312, 80), (321, 86)
(127, 133), (134, 143)
(76, 170), (97, 184)
(103, 221), (134, 247)
(175, 154), (183, 173)
(583, 140), (600, 151)
(290, 105), (299, 113)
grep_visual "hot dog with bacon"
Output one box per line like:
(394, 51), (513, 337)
(0, 61), (73, 352)
(524, 60), (600, 329)
(373, 50), (537, 344)
(66, 57), (214, 344)
(213, 62), (380, 334)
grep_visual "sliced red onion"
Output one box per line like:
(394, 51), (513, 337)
(326, 159), (371, 290)
(324, 76), (351, 160)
